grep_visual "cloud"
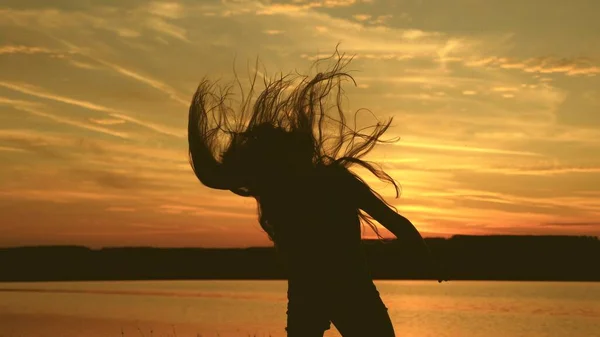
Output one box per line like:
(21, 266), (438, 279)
(466, 56), (600, 76)
(263, 29), (284, 35)
(352, 14), (371, 21)
(0, 129), (72, 146)
(89, 118), (127, 125)
(158, 204), (204, 214)
(523, 57), (600, 76)
(1, 96), (131, 139)
(69, 167), (166, 190)
(146, 1), (185, 19)
(192, 208), (256, 219)
(114, 28), (142, 38)
(0, 82), (183, 138)
(0, 146), (27, 152)
(60, 45), (189, 106)
(108, 113), (184, 137)
(144, 16), (189, 42)
(0, 96), (41, 108)
(1, 5), (190, 43)
(68, 60), (102, 70)
(0, 45), (65, 56)
(491, 86), (519, 92)
(394, 140), (540, 156)
(157, 201), (255, 219)
(370, 14), (393, 25)
(106, 207), (136, 212)
(355, 74), (480, 88)
(26, 109), (131, 139)
(254, 0), (361, 15)
(0, 81), (118, 114)
(487, 166), (600, 176)
(300, 52), (390, 61)
(541, 221), (600, 228)
(0, 189), (131, 203)
(317, 0), (358, 7)
(0, 128), (186, 175)
(395, 162), (600, 177)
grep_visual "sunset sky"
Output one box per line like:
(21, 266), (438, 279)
(0, 0), (599, 248)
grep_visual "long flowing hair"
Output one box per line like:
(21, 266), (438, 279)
(188, 47), (400, 241)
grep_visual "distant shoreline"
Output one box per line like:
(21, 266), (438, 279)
(0, 278), (600, 282)
(2, 235), (599, 282)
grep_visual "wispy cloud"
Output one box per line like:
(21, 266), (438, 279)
(0, 82), (183, 138)
(0, 146), (27, 152)
(0, 96), (41, 108)
(144, 17), (189, 42)
(26, 108), (131, 139)
(0, 189), (131, 203)
(106, 206), (136, 212)
(466, 56), (600, 76)
(0, 94), (131, 139)
(353, 14), (371, 21)
(0, 45), (66, 56)
(71, 51), (190, 106)
(395, 140), (540, 156)
(370, 14), (393, 25)
(390, 162), (600, 177)
(108, 113), (184, 138)
(491, 86), (519, 93)
(0, 81), (118, 114)
(147, 2), (185, 19)
(254, 0), (362, 15)
(89, 118), (127, 126)
(263, 29), (284, 35)
(68, 60), (101, 70)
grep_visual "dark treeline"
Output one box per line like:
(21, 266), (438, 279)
(1, 235), (599, 282)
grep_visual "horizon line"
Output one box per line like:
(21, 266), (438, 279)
(1, 234), (599, 250)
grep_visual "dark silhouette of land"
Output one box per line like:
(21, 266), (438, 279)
(1, 235), (598, 282)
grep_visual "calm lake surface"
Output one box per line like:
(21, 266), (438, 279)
(0, 280), (598, 337)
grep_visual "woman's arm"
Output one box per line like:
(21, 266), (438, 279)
(357, 184), (432, 257)
(344, 170), (422, 241)
(344, 170), (446, 282)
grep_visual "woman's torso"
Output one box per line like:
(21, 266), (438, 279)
(258, 166), (376, 297)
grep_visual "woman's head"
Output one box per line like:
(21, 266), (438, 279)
(220, 123), (315, 189)
(188, 46), (400, 238)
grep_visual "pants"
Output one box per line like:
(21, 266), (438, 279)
(285, 289), (396, 337)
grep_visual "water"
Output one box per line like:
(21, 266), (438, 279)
(0, 280), (598, 337)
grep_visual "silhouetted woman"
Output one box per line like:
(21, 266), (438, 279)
(188, 50), (442, 337)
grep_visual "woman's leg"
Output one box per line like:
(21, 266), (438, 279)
(285, 297), (330, 337)
(285, 325), (327, 337)
(329, 292), (395, 337)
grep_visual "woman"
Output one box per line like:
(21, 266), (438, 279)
(188, 50), (443, 336)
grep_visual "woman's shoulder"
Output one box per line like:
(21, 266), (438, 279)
(315, 164), (359, 188)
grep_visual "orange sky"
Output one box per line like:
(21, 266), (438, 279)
(1, 0), (599, 248)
